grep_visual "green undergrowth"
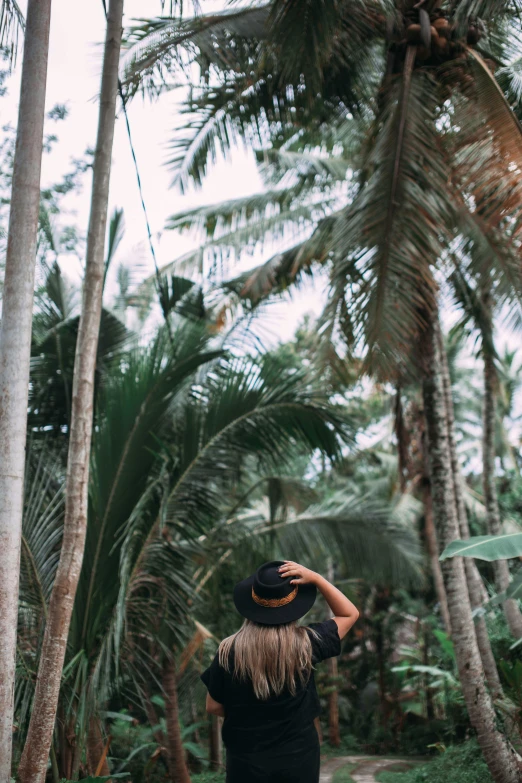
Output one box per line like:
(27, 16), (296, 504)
(376, 741), (492, 783)
(332, 762), (357, 782)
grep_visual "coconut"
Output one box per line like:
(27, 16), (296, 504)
(433, 36), (449, 55)
(406, 23), (422, 43)
(467, 25), (480, 45)
(433, 18), (450, 38)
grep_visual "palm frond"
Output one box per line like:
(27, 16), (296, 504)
(104, 208), (125, 288)
(216, 490), (422, 589)
(266, 0), (386, 95)
(254, 147), (351, 187)
(329, 65), (452, 375)
(453, 0), (515, 28)
(0, 0), (24, 64)
(155, 355), (348, 544)
(467, 48), (522, 174)
(121, 6), (269, 98)
(16, 445), (64, 732)
(71, 322), (222, 654)
(166, 185), (313, 235)
(223, 213), (339, 306)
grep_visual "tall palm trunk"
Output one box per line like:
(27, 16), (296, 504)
(163, 659), (191, 783)
(0, 2), (53, 779)
(437, 326), (503, 699)
(209, 715), (222, 770)
(483, 349), (522, 639)
(86, 718), (110, 776)
(422, 317), (520, 783)
(423, 481), (451, 635)
(18, 3), (124, 781)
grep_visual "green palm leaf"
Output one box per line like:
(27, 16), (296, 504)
(121, 6), (269, 98)
(0, 0), (24, 62)
(440, 532), (522, 561)
(330, 65), (452, 373)
(72, 322), (222, 654)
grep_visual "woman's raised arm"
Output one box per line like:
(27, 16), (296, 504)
(278, 561), (359, 639)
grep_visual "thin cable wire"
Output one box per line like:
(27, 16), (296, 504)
(100, 0), (172, 333)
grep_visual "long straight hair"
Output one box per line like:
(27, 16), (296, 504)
(218, 620), (315, 700)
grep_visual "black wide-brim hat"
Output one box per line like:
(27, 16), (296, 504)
(233, 560), (317, 625)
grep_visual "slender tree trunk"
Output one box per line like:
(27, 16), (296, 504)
(18, 4), (124, 781)
(0, 4), (53, 779)
(86, 718), (110, 776)
(422, 317), (520, 783)
(209, 715), (222, 770)
(437, 324), (503, 699)
(326, 558), (341, 746)
(163, 659), (191, 783)
(483, 349), (522, 639)
(327, 656), (341, 746)
(56, 711), (75, 781)
(190, 695), (201, 745)
(423, 482), (451, 635)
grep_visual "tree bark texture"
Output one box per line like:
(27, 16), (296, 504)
(163, 660), (191, 783)
(423, 482), (451, 635)
(422, 318), (521, 783)
(436, 324), (503, 699)
(0, 2), (53, 779)
(17, 3), (124, 781)
(209, 714), (222, 771)
(86, 718), (110, 776)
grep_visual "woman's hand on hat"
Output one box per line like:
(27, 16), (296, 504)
(278, 561), (317, 585)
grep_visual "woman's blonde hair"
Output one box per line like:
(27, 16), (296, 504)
(218, 620), (315, 700)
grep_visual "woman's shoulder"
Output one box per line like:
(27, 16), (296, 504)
(304, 618), (341, 663)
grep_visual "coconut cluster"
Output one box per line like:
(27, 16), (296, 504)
(400, 9), (485, 66)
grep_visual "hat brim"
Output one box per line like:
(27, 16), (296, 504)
(233, 574), (317, 625)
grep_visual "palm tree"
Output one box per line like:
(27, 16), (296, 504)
(17, 3), (127, 780)
(121, 3), (522, 779)
(0, 2), (54, 779)
(451, 268), (522, 639)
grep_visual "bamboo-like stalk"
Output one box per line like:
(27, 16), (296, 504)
(0, 2), (53, 779)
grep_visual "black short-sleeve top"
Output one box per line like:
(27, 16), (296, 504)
(200, 619), (341, 754)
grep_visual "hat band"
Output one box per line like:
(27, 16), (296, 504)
(252, 585), (298, 608)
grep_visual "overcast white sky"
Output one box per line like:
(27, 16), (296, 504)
(2, 0), (322, 343)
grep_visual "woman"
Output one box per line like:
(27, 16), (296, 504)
(201, 560), (359, 783)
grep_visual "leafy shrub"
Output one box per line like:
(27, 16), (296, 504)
(376, 740), (492, 783)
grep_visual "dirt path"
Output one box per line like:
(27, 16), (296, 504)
(320, 755), (419, 783)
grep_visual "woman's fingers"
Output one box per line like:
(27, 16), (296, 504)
(290, 577), (305, 584)
(279, 562), (300, 572)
